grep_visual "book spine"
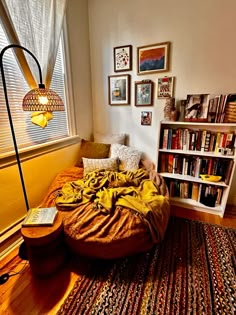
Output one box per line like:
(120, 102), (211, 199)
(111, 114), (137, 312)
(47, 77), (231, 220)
(214, 132), (222, 153)
(162, 129), (169, 149)
(204, 131), (211, 152)
(201, 130), (207, 152)
(191, 182), (199, 201)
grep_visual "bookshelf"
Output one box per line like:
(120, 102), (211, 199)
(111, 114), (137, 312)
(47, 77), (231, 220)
(157, 121), (236, 217)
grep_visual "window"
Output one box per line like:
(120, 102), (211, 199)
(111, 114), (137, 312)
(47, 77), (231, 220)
(0, 21), (70, 156)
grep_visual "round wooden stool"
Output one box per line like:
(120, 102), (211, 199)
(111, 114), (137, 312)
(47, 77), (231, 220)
(21, 212), (67, 276)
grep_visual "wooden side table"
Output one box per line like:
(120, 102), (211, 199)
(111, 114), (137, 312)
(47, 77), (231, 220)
(21, 212), (67, 276)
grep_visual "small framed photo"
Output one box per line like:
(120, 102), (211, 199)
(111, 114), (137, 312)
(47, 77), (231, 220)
(184, 94), (210, 122)
(114, 45), (132, 72)
(141, 111), (152, 125)
(108, 74), (131, 105)
(157, 76), (174, 98)
(135, 80), (154, 106)
(137, 42), (170, 75)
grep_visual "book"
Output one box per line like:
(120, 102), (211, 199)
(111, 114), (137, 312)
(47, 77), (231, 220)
(162, 129), (169, 149)
(22, 207), (58, 227)
(191, 182), (199, 201)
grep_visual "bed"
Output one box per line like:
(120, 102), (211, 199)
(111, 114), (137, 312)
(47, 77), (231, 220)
(40, 138), (170, 259)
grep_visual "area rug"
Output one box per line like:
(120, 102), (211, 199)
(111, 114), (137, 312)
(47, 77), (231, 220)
(57, 216), (236, 315)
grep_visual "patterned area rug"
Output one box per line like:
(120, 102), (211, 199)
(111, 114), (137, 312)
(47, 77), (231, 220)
(57, 216), (236, 315)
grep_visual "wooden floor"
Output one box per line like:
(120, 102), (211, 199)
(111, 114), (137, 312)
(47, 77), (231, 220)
(0, 205), (235, 315)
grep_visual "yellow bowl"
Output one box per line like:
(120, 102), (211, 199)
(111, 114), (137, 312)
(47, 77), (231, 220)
(199, 174), (222, 182)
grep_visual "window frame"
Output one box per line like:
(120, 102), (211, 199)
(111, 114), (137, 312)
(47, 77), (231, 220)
(0, 17), (77, 167)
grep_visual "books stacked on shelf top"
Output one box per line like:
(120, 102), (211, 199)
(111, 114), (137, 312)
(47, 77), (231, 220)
(208, 93), (236, 123)
(22, 207), (58, 227)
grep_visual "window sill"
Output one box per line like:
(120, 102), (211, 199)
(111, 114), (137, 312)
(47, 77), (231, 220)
(0, 135), (81, 169)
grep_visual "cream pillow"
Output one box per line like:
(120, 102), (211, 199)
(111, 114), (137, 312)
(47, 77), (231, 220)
(94, 132), (126, 145)
(110, 144), (142, 171)
(82, 157), (118, 174)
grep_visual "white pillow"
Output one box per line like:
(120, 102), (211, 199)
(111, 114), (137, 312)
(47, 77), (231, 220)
(94, 132), (126, 145)
(110, 144), (142, 171)
(82, 157), (118, 174)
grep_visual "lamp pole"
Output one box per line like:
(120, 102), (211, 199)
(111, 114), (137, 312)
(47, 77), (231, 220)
(0, 44), (44, 211)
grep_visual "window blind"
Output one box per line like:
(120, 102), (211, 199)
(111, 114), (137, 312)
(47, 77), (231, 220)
(0, 22), (69, 156)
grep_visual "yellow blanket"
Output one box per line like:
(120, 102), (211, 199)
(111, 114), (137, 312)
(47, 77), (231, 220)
(56, 168), (169, 242)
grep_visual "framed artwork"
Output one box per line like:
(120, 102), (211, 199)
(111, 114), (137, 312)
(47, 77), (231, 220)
(137, 42), (170, 75)
(184, 94), (210, 122)
(141, 111), (152, 125)
(108, 74), (131, 105)
(135, 80), (154, 106)
(113, 45), (132, 72)
(157, 76), (175, 98)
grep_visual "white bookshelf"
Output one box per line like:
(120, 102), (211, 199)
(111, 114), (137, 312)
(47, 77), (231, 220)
(157, 121), (236, 217)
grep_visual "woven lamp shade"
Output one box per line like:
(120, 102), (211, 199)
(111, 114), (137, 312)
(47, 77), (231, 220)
(22, 87), (64, 111)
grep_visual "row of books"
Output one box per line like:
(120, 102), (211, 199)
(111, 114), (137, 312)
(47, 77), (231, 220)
(161, 128), (235, 156)
(208, 93), (236, 123)
(159, 153), (234, 184)
(166, 179), (223, 207)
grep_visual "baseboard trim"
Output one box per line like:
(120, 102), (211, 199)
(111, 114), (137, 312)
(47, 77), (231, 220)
(0, 225), (23, 261)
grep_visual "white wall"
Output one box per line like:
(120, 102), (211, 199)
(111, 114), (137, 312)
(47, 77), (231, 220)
(88, 0), (236, 204)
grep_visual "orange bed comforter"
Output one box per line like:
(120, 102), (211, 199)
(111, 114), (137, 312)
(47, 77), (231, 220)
(41, 166), (170, 259)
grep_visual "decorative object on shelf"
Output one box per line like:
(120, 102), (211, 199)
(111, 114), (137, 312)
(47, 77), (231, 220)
(0, 44), (64, 212)
(113, 45), (132, 72)
(199, 175), (222, 182)
(135, 80), (154, 106)
(108, 74), (131, 105)
(157, 76), (175, 98)
(137, 42), (170, 75)
(163, 97), (177, 121)
(184, 94), (210, 122)
(141, 111), (152, 125)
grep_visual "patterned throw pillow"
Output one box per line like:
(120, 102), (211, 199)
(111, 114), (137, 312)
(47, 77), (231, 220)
(76, 139), (111, 167)
(94, 133), (126, 145)
(110, 144), (142, 171)
(82, 157), (118, 174)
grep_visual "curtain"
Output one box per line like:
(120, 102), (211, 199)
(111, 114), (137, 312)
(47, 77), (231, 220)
(0, 0), (67, 88)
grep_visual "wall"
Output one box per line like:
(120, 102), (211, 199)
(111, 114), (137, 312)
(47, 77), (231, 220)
(88, 0), (236, 204)
(0, 143), (80, 234)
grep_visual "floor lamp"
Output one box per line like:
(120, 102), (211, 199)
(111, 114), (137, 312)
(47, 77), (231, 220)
(0, 44), (64, 213)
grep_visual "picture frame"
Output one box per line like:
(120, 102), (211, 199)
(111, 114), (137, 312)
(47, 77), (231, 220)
(108, 74), (131, 105)
(141, 111), (152, 126)
(157, 76), (175, 98)
(137, 42), (170, 75)
(135, 80), (154, 106)
(113, 45), (132, 72)
(184, 94), (210, 122)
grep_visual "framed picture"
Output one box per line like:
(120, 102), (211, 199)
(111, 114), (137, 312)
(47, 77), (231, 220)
(141, 111), (152, 125)
(108, 74), (131, 105)
(137, 42), (170, 75)
(114, 45), (132, 72)
(135, 80), (154, 106)
(184, 94), (210, 122)
(157, 76), (174, 98)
